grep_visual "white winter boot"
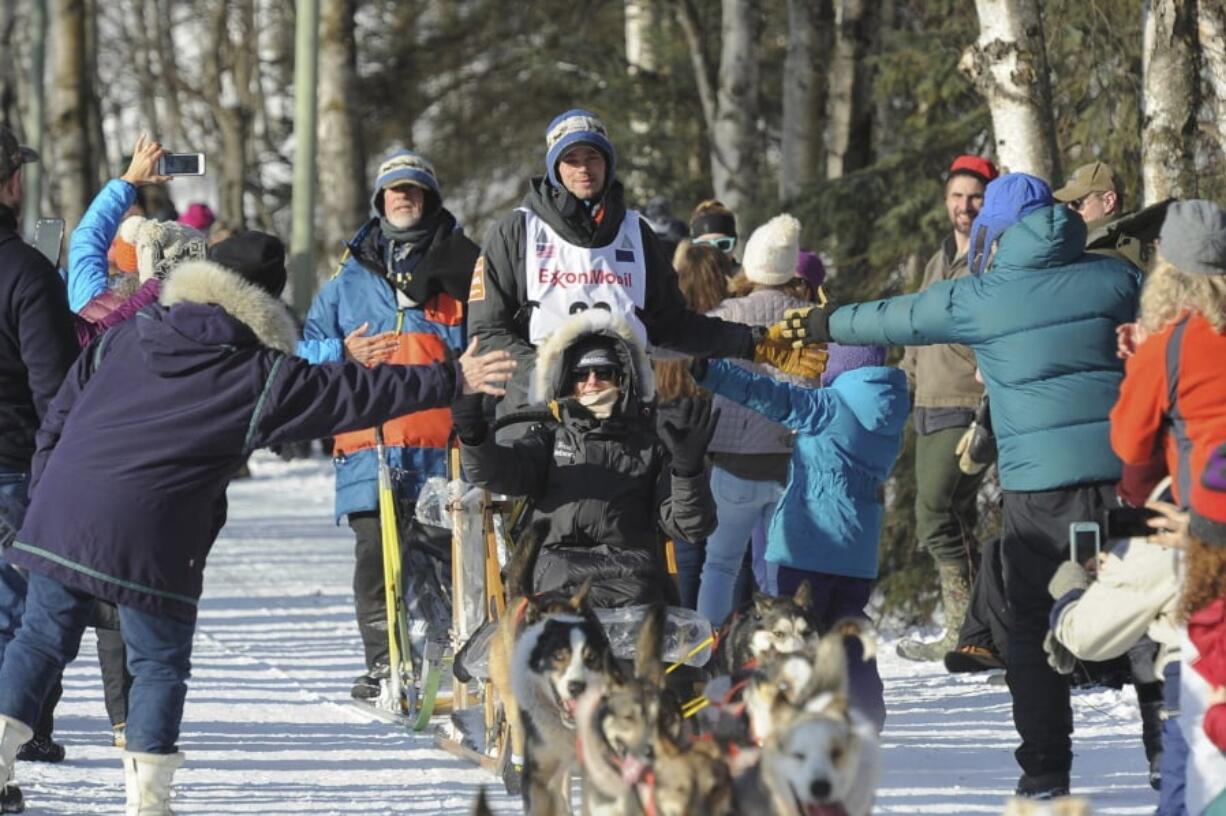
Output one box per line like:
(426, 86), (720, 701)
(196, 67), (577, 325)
(1, 714), (34, 813)
(122, 750), (184, 816)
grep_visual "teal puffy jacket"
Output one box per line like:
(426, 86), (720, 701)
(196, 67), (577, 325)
(829, 205), (1141, 492)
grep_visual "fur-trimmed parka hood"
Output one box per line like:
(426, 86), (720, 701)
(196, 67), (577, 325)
(530, 310), (655, 408)
(158, 259), (298, 353)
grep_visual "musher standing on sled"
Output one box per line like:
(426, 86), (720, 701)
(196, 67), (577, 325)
(466, 108), (826, 419)
(0, 249), (514, 815)
(298, 150), (479, 700)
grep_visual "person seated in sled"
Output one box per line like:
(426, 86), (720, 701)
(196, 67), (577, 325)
(451, 309), (718, 608)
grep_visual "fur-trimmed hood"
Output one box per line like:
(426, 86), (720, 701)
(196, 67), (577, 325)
(530, 310), (655, 406)
(159, 259), (298, 353)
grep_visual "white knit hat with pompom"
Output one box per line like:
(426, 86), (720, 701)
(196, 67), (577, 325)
(742, 213), (801, 286)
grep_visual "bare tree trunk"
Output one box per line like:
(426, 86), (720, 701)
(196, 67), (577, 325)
(959, 0), (1059, 180)
(47, 0), (95, 231)
(1141, 0), (1199, 203)
(825, 0), (878, 180)
(85, 0), (108, 188)
(623, 0), (658, 200)
(709, 0), (759, 214)
(203, 0), (252, 228)
(317, 0), (366, 268)
(155, 0), (185, 146)
(131, 0), (160, 138)
(779, 0), (828, 203)
(0, 0), (20, 128)
(674, 0), (717, 147)
(1198, 0), (1226, 159)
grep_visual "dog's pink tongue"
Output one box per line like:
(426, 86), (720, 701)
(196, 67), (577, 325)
(621, 754), (649, 785)
(805, 804), (846, 816)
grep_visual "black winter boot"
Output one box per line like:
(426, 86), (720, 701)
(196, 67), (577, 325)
(351, 664), (389, 700)
(0, 783), (22, 814)
(1139, 688), (1164, 791)
(15, 735), (64, 763)
(1015, 771), (1070, 799)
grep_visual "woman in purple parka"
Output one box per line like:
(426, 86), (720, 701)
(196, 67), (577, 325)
(0, 245), (514, 815)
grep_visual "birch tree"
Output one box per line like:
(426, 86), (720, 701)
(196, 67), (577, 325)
(675, 0), (761, 215)
(1198, 0), (1226, 159)
(959, 0), (1058, 180)
(317, 0), (366, 269)
(1141, 0), (1198, 203)
(824, 0), (878, 180)
(779, 0), (829, 202)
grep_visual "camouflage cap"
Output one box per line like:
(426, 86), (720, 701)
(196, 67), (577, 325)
(1053, 161), (1120, 203)
(0, 125), (39, 182)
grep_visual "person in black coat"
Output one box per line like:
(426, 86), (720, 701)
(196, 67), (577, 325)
(0, 244), (515, 814)
(454, 309), (718, 608)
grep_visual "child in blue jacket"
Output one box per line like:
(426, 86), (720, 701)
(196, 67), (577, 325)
(695, 344), (909, 729)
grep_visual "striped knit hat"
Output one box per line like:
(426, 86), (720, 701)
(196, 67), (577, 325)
(544, 109), (616, 191)
(370, 149), (441, 216)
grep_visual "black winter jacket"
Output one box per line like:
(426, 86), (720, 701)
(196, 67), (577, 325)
(467, 177), (756, 414)
(0, 206), (79, 470)
(459, 311), (717, 608)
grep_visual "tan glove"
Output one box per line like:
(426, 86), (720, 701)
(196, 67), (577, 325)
(754, 323), (830, 379)
(955, 425), (987, 475)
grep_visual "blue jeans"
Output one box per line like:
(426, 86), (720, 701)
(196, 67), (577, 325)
(1158, 661), (1188, 815)
(697, 467), (783, 625)
(0, 469), (30, 665)
(672, 539), (704, 610)
(0, 572), (195, 754)
(776, 566), (886, 732)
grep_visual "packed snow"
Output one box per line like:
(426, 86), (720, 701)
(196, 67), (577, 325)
(14, 453), (1158, 813)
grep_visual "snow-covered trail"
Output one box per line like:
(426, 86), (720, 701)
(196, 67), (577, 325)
(16, 454), (1158, 813)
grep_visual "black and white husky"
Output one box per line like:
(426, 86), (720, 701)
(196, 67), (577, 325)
(512, 600), (611, 816)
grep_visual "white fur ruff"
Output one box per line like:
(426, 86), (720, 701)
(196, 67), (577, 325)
(530, 309), (655, 403)
(159, 260), (298, 354)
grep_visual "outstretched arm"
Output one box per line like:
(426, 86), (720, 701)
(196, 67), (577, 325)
(697, 358), (835, 433)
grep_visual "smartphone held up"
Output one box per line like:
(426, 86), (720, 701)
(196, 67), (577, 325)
(157, 153), (206, 177)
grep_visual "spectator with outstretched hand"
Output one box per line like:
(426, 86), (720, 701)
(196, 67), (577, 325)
(775, 172), (1142, 800)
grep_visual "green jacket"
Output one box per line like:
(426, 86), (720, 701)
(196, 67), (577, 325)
(899, 234), (983, 410)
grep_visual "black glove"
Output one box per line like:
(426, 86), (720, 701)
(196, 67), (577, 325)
(779, 304), (836, 345)
(451, 392), (488, 445)
(688, 356), (710, 383)
(657, 397), (720, 477)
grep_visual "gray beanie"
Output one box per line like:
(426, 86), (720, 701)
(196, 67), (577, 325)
(1158, 199), (1226, 276)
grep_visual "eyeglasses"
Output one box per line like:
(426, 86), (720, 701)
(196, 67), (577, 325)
(694, 235), (737, 253)
(1068, 192), (1101, 212)
(570, 366), (619, 384)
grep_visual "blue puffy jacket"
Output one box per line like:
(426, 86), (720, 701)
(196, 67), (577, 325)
(699, 360), (909, 579)
(298, 218), (472, 521)
(66, 179), (137, 313)
(829, 203), (1141, 491)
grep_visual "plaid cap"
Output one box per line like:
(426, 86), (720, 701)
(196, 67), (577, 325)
(0, 126), (39, 182)
(1053, 161), (1120, 203)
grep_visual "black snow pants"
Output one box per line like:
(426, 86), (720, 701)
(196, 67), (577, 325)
(1000, 482), (1116, 781)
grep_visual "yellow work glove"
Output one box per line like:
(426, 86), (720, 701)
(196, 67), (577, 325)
(754, 324), (829, 379)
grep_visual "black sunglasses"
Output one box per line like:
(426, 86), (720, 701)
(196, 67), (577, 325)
(570, 366), (619, 384)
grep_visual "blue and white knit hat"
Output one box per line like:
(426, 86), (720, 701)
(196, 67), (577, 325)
(544, 109), (616, 191)
(370, 149), (441, 215)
